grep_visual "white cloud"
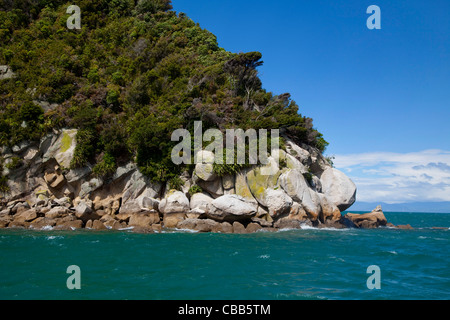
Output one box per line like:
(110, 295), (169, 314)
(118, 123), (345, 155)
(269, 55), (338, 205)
(333, 149), (450, 203)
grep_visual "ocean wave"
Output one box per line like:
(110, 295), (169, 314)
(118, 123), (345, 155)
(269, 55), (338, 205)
(46, 235), (64, 240)
(173, 228), (199, 233)
(300, 225), (351, 232)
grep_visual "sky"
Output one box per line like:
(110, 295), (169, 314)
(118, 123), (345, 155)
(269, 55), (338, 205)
(171, 0), (450, 205)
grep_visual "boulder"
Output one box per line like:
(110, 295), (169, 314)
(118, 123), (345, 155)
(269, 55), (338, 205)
(279, 169), (321, 221)
(122, 170), (161, 204)
(0, 213), (13, 228)
(65, 165), (92, 184)
(285, 140), (311, 165)
(163, 213), (186, 229)
(222, 174), (235, 190)
(190, 192), (214, 213)
(42, 129), (78, 168)
(75, 200), (98, 222)
(79, 178), (103, 199)
(13, 209), (38, 223)
(232, 221), (247, 234)
(54, 219), (83, 230)
(207, 194), (257, 223)
(246, 223), (263, 233)
(246, 157), (282, 206)
(177, 218), (221, 233)
(194, 150), (217, 182)
(274, 219), (303, 230)
(118, 200), (142, 215)
(198, 177), (223, 199)
(251, 216), (273, 228)
(158, 190), (190, 214)
(75, 200), (92, 216)
(52, 197), (72, 208)
(234, 170), (258, 205)
(272, 202), (309, 229)
(264, 188), (293, 218)
(344, 206), (387, 229)
(112, 162), (137, 181)
(129, 212), (160, 228)
(29, 217), (57, 230)
(320, 168), (357, 212)
(109, 220), (127, 230)
(397, 224), (414, 230)
(318, 194), (342, 223)
(187, 208), (206, 220)
(92, 220), (107, 230)
(44, 171), (60, 188)
(220, 222), (234, 234)
(13, 202), (30, 215)
(45, 206), (69, 219)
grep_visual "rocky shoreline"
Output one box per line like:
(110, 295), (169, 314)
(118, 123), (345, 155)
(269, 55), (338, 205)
(0, 197), (410, 233)
(0, 129), (410, 234)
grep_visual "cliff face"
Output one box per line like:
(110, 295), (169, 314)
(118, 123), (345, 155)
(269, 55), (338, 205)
(0, 128), (357, 232)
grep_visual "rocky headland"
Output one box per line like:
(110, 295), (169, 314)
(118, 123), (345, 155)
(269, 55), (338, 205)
(0, 128), (406, 233)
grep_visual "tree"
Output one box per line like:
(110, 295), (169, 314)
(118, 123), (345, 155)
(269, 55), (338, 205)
(134, 0), (173, 15)
(224, 52), (263, 105)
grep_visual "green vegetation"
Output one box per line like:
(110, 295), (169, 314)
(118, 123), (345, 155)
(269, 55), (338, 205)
(0, 157), (8, 192)
(188, 184), (203, 196)
(5, 156), (22, 170)
(0, 0), (328, 185)
(92, 152), (117, 178)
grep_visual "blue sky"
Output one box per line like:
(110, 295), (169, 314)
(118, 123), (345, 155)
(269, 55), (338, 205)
(171, 0), (450, 204)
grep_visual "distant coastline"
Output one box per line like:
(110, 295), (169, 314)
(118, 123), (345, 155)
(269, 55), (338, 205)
(349, 201), (450, 214)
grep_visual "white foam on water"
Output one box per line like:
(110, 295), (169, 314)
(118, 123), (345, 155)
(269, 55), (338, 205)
(46, 235), (64, 240)
(174, 228), (199, 233)
(278, 228), (300, 232)
(258, 254), (270, 259)
(300, 225), (350, 232)
(118, 227), (134, 231)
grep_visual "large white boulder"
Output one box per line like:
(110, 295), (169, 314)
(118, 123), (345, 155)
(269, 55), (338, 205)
(158, 190), (190, 214)
(264, 188), (293, 218)
(194, 150), (217, 182)
(190, 192), (214, 212)
(279, 169), (322, 221)
(320, 168), (357, 211)
(207, 194), (257, 222)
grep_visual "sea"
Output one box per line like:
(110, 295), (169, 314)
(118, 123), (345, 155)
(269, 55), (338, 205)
(0, 212), (449, 300)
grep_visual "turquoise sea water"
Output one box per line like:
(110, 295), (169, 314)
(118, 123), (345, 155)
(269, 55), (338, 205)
(0, 212), (449, 300)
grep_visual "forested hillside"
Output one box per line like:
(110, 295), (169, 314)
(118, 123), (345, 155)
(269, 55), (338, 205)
(0, 0), (328, 185)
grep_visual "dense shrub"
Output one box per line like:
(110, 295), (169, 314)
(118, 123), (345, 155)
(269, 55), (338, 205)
(0, 0), (328, 186)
